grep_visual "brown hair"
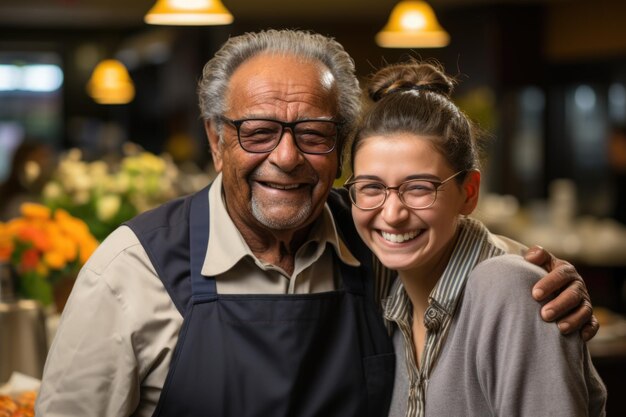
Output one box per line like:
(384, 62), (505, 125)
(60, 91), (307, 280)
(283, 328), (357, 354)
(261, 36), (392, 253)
(350, 59), (482, 178)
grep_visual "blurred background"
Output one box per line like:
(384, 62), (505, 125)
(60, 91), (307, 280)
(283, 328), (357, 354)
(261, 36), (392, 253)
(1, 0), (626, 412)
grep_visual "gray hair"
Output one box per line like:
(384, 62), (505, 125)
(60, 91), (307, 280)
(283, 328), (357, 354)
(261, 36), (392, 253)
(198, 29), (362, 158)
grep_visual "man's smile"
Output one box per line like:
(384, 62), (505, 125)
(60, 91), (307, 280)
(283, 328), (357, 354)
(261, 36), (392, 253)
(261, 181), (303, 190)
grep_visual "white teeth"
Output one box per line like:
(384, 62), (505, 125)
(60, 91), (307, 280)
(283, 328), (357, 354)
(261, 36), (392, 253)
(266, 183), (300, 190)
(381, 230), (419, 243)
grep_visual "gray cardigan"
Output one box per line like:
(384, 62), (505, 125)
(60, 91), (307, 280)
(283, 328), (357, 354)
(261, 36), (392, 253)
(389, 254), (607, 417)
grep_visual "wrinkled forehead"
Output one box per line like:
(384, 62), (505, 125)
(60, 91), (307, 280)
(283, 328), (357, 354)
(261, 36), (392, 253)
(232, 52), (336, 89)
(226, 53), (339, 117)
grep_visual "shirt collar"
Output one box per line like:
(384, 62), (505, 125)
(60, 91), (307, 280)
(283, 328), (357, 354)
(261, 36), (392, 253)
(383, 217), (502, 325)
(203, 173), (359, 277)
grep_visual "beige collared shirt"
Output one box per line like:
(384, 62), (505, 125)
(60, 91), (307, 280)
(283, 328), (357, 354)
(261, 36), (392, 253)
(36, 173), (359, 417)
(205, 174), (359, 293)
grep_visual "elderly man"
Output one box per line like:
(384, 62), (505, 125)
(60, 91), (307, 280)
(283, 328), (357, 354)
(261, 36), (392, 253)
(36, 29), (596, 417)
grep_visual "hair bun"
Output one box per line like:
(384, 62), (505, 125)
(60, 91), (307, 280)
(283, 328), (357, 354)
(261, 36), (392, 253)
(368, 61), (455, 102)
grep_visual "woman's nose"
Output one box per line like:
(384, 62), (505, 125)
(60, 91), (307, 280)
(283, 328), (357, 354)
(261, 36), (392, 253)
(381, 191), (410, 224)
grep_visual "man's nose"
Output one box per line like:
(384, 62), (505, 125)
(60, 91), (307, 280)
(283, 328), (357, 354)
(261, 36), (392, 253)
(267, 128), (304, 171)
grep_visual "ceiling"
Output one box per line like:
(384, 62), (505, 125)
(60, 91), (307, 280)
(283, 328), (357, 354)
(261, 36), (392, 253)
(0, 0), (569, 29)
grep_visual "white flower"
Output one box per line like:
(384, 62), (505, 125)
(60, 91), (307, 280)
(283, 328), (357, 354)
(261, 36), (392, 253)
(72, 174), (93, 193)
(89, 161), (109, 179)
(96, 194), (121, 222)
(24, 160), (41, 183)
(115, 172), (131, 193)
(72, 190), (90, 205)
(43, 182), (62, 200)
(66, 148), (82, 161)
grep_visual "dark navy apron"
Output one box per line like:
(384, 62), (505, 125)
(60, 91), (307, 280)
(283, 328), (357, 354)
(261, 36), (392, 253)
(127, 187), (394, 417)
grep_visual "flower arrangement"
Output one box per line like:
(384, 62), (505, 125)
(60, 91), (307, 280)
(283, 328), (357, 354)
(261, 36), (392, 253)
(42, 145), (181, 241)
(0, 202), (99, 307)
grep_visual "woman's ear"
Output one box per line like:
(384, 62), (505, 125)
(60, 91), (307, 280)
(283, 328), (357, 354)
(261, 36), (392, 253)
(205, 120), (223, 172)
(460, 170), (481, 215)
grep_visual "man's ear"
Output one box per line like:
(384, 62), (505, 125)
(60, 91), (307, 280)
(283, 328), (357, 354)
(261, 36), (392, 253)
(460, 170), (481, 215)
(205, 120), (223, 172)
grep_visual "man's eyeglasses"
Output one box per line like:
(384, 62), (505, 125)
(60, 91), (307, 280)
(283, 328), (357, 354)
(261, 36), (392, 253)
(343, 171), (466, 210)
(219, 116), (340, 154)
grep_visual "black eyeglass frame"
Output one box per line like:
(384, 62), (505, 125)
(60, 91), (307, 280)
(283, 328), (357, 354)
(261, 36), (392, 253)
(218, 116), (341, 155)
(343, 170), (467, 211)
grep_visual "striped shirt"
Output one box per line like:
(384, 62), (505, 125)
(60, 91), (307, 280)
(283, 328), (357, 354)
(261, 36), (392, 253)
(383, 217), (505, 417)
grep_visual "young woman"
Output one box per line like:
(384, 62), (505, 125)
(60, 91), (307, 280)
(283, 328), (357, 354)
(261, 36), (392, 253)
(344, 61), (607, 417)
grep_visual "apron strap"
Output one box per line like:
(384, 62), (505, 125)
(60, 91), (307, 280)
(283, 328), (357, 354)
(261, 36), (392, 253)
(189, 186), (217, 298)
(337, 257), (366, 295)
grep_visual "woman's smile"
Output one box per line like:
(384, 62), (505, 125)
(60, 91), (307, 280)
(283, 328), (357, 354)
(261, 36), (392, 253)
(379, 229), (422, 244)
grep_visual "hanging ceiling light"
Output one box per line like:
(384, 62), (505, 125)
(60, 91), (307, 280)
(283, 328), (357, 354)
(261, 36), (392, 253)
(144, 0), (234, 26)
(86, 59), (135, 105)
(376, 1), (450, 48)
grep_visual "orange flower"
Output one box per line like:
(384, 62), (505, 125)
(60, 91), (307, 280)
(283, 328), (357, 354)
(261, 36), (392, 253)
(17, 224), (51, 252)
(20, 203), (51, 220)
(54, 234), (78, 262)
(20, 248), (40, 271)
(1, 202), (100, 306)
(0, 246), (11, 262)
(2, 203), (98, 273)
(0, 225), (13, 262)
(44, 251), (67, 270)
(78, 237), (98, 264)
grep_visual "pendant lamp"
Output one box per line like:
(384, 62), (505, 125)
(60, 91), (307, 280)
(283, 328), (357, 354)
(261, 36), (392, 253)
(144, 0), (234, 26)
(86, 59), (135, 105)
(376, 1), (450, 48)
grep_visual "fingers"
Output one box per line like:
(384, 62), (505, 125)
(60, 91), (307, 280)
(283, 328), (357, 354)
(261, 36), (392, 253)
(527, 249), (598, 340)
(524, 245), (552, 268)
(532, 261), (580, 301)
(554, 300), (594, 337)
(581, 314), (600, 342)
(540, 279), (586, 321)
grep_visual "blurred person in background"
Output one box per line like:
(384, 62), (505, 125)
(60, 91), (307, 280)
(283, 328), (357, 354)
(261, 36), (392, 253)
(36, 29), (598, 417)
(0, 141), (56, 221)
